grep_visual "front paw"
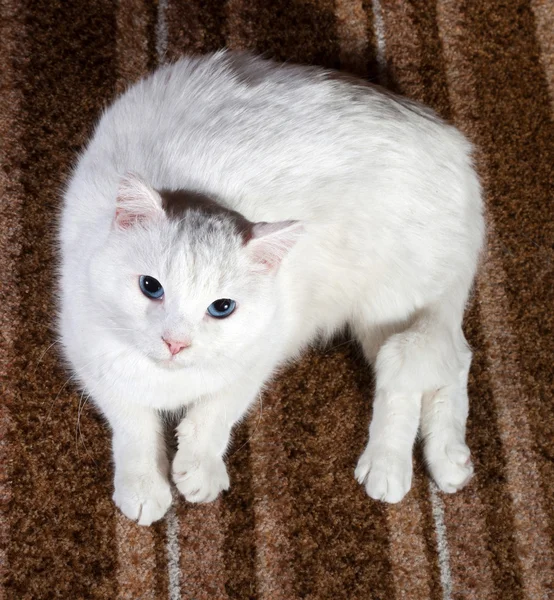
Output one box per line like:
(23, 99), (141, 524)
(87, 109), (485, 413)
(355, 446), (413, 504)
(172, 453), (230, 503)
(426, 440), (474, 493)
(113, 471), (172, 526)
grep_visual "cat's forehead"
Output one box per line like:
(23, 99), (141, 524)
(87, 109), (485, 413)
(159, 188), (253, 243)
(124, 189), (251, 288)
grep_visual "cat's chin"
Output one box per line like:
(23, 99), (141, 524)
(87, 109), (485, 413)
(152, 356), (192, 371)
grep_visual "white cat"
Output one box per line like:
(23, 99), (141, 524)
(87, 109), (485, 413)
(59, 51), (484, 525)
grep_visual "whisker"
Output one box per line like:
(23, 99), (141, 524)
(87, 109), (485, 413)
(76, 388), (90, 455)
(323, 337), (356, 355)
(47, 373), (78, 421)
(33, 339), (61, 374)
(228, 392), (264, 458)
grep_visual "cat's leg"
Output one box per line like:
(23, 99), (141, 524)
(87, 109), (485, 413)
(351, 320), (401, 364)
(172, 378), (261, 503)
(420, 328), (474, 492)
(355, 390), (420, 503)
(103, 402), (172, 525)
(351, 318), (416, 502)
(354, 309), (472, 502)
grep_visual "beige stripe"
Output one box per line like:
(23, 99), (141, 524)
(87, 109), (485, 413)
(428, 483), (452, 599)
(156, 0), (169, 63)
(165, 504), (181, 599)
(114, 2), (160, 598)
(370, 0), (387, 83)
(0, 0), (26, 597)
(437, 2), (554, 597)
(247, 393), (298, 600)
(531, 0), (554, 108)
(335, 0), (370, 77)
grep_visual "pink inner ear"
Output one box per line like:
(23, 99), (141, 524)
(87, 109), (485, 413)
(248, 220), (304, 270)
(114, 173), (163, 229)
(115, 207), (142, 229)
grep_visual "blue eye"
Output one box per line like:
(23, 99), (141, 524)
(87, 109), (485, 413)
(207, 299), (236, 318)
(139, 275), (164, 299)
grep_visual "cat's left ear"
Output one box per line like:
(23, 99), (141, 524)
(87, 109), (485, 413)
(114, 173), (164, 229)
(246, 220), (304, 271)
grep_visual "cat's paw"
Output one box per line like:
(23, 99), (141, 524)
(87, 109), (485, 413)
(427, 441), (474, 493)
(355, 447), (412, 503)
(113, 472), (172, 526)
(172, 454), (230, 503)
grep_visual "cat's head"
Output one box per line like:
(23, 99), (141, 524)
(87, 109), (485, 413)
(88, 173), (303, 371)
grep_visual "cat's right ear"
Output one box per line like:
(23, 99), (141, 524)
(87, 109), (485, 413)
(246, 220), (304, 271)
(114, 173), (164, 229)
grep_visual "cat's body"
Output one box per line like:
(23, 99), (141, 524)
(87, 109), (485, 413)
(59, 51), (484, 525)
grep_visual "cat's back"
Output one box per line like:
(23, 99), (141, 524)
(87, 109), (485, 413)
(62, 51), (479, 267)
(90, 51), (374, 196)
(77, 51), (465, 218)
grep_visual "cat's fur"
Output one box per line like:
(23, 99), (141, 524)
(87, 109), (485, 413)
(59, 51), (485, 525)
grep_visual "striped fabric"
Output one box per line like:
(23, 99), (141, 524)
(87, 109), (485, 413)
(2, 1), (553, 598)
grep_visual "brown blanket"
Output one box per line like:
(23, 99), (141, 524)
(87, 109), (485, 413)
(2, 1), (553, 598)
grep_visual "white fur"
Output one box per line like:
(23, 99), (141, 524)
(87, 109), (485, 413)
(59, 51), (485, 524)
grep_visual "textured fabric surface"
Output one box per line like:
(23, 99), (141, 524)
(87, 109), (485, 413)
(2, 0), (553, 598)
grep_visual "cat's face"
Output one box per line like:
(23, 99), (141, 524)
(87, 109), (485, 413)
(87, 175), (302, 371)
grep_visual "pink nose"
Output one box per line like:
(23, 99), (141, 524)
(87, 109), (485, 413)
(163, 337), (190, 356)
